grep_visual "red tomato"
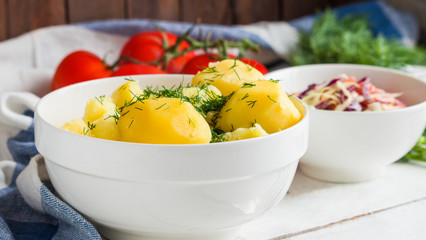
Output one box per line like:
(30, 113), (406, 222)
(120, 31), (195, 74)
(51, 50), (112, 91)
(111, 64), (167, 77)
(181, 54), (268, 75)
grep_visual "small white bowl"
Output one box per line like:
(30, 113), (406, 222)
(30, 75), (308, 240)
(266, 64), (426, 183)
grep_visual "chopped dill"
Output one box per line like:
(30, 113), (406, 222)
(243, 59), (255, 71)
(232, 68), (241, 81)
(124, 77), (135, 82)
(121, 110), (130, 116)
(230, 59), (238, 69)
(229, 59), (241, 80)
(225, 108), (232, 112)
(87, 121), (96, 130)
(247, 100), (257, 108)
(83, 127), (89, 136)
(210, 127), (226, 143)
(267, 95), (277, 103)
(200, 94), (232, 114)
(95, 95), (106, 105)
(241, 93), (249, 100)
(242, 82), (256, 88)
(128, 118), (134, 128)
(212, 73), (224, 79)
(188, 117), (196, 128)
(203, 66), (218, 73)
(155, 103), (167, 110)
(104, 108), (120, 124)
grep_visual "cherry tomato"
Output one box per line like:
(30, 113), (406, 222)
(51, 50), (112, 91)
(181, 54), (268, 75)
(120, 31), (195, 74)
(111, 64), (167, 77)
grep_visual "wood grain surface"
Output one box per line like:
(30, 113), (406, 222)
(1, 0), (422, 42)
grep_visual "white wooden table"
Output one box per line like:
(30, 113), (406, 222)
(238, 162), (426, 240)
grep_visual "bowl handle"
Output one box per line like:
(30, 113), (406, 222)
(0, 92), (40, 130)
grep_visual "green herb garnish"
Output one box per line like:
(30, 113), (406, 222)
(247, 100), (257, 108)
(242, 82), (256, 88)
(95, 95), (106, 105)
(289, 10), (426, 69)
(267, 95), (277, 103)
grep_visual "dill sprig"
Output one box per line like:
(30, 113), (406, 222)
(188, 117), (196, 128)
(247, 100), (257, 108)
(83, 127), (89, 136)
(200, 93), (232, 114)
(87, 121), (96, 130)
(242, 82), (256, 88)
(241, 93), (249, 100)
(124, 77), (136, 82)
(95, 95), (106, 105)
(128, 118), (134, 128)
(290, 10), (426, 69)
(267, 95), (277, 103)
(104, 108), (120, 124)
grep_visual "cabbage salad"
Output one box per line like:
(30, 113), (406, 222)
(297, 75), (406, 111)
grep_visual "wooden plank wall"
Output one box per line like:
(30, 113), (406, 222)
(0, 0), (365, 41)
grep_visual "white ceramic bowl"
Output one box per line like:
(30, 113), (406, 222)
(28, 75), (308, 240)
(266, 64), (426, 183)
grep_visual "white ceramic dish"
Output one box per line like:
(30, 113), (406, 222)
(1, 74), (309, 240)
(266, 64), (426, 183)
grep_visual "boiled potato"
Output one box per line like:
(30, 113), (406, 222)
(61, 119), (93, 136)
(191, 59), (264, 96)
(118, 97), (211, 144)
(111, 80), (142, 110)
(216, 80), (302, 133)
(91, 116), (121, 141)
(82, 96), (116, 123)
(223, 123), (268, 141)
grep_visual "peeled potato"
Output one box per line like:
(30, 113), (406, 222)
(91, 116), (121, 141)
(223, 123), (268, 141)
(216, 80), (302, 133)
(191, 59), (264, 96)
(82, 96), (116, 123)
(61, 119), (93, 137)
(118, 98), (211, 144)
(111, 81), (142, 110)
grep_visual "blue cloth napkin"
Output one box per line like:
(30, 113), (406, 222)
(1, 111), (101, 240)
(0, 1), (419, 239)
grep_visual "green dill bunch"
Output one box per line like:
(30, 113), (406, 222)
(290, 10), (426, 69)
